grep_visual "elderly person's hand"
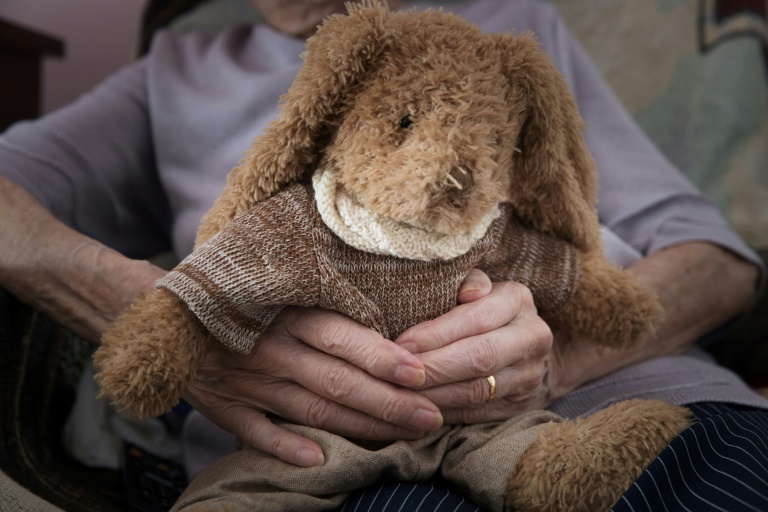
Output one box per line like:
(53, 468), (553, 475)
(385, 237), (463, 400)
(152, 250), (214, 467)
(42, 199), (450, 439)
(395, 269), (556, 424)
(182, 269), (554, 467)
(398, 242), (760, 426)
(182, 306), (442, 468)
(402, 243), (758, 423)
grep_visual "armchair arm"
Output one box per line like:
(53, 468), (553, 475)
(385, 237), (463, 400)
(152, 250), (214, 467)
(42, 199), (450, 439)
(0, 288), (123, 512)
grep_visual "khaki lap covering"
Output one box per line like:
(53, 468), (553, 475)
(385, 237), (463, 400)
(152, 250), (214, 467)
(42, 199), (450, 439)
(172, 411), (559, 512)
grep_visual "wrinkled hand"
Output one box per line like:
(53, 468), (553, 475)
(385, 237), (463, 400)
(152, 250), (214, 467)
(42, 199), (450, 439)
(183, 307), (444, 468)
(183, 269), (561, 467)
(395, 269), (559, 424)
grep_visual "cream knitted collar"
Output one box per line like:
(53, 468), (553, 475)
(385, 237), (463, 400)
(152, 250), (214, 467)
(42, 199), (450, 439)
(312, 168), (501, 261)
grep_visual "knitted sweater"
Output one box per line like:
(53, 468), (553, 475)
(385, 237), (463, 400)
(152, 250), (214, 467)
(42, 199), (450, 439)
(158, 182), (578, 353)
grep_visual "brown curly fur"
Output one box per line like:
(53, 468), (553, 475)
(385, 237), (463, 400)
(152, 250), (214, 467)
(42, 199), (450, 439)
(553, 250), (664, 348)
(94, 289), (214, 418)
(506, 400), (693, 512)
(95, 2), (674, 509)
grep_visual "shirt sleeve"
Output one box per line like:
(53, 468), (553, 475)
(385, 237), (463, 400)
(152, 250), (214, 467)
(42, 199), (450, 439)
(0, 59), (172, 259)
(542, 8), (763, 280)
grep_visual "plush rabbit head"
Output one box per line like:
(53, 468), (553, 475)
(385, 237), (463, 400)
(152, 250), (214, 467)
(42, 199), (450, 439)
(196, 0), (601, 252)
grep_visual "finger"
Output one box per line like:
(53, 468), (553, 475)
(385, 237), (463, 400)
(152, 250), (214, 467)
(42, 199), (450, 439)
(234, 382), (432, 441)
(441, 389), (552, 424)
(225, 406), (326, 467)
(186, 366), (428, 447)
(395, 281), (535, 354)
(456, 268), (493, 304)
(291, 347), (444, 431)
(283, 308), (426, 387)
(243, 331), (442, 432)
(415, 361), (548, 409)
(264, 381), (428, 441)
(415, 316), (551, 387)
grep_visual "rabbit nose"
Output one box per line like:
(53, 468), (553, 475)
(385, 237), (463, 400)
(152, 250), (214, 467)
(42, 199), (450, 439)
(446, 165), (473, 191)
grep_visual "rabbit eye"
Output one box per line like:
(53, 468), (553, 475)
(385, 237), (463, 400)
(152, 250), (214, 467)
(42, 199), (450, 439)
(399, 114), (413, 129)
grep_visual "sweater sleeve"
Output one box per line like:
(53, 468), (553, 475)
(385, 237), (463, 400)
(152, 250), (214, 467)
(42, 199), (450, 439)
(478, 214), (579, 319)
(0, 60), (172, 259)
(542, 8), (762, 280)
(157, 184), (321, 353)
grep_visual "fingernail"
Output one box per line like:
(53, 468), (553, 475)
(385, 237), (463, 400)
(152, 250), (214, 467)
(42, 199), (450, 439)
(458, 286), (482, 297)
(394, 364), (425, 386)
(457, 284), (487, 304)
(410, 409), (443, 430)
(296, 448), (325, 467)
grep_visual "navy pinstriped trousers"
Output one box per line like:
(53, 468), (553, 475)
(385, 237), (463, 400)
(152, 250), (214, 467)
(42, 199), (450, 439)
(335, 403), (768, 512)
(612, 403), (768, 512)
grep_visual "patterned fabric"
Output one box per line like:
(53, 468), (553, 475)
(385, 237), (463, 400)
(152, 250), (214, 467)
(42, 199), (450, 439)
(159, 182), (579, 353)
(549, 0), (768, 250)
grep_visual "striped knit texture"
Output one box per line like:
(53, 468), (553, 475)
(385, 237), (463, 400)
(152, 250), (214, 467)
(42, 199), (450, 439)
(159, 182), (579, 353)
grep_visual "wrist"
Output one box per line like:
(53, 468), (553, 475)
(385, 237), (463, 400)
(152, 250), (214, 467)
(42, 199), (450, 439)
(8, 235), (165, 343)
(547, 330), (636, 400)
(63, 243), (167, 341)
(547, 331), (589, 400)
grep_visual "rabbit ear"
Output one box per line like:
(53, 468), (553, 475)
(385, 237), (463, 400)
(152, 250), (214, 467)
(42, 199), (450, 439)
(496, 32), (600, 252)
(196, 0), (398, 247)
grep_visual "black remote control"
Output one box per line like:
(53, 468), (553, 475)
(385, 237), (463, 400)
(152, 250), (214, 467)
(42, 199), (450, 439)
(123, 442), (188, 511)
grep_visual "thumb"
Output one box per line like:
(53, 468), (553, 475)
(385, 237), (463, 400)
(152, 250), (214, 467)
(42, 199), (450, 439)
(457, 268), (493, 304)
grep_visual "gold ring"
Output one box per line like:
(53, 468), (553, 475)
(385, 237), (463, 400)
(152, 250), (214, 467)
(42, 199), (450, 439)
(486, 375), (497, 402)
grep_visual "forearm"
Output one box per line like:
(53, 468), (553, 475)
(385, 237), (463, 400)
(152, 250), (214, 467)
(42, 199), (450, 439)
(553, 242), (760, 396)
(0, 175), (165, 343)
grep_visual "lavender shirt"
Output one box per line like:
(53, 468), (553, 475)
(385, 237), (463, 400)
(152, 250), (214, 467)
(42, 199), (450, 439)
(1, 0), (765, 476)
